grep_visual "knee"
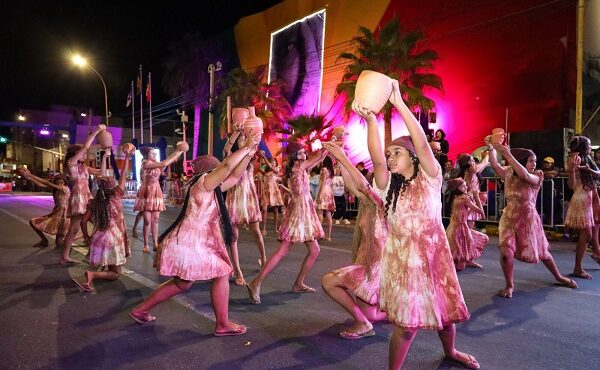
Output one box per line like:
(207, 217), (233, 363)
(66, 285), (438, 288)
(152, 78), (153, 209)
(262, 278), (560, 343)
(321, 273), (335, 291)
(174, 278), (192, 291)
(499, 248), (513, 263)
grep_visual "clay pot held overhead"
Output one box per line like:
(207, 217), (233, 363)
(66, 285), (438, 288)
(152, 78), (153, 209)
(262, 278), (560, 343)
(121, 143), (135, 155)
(231, 108), (250, 129)
(97, 130), (113, 149)
(491, 128), (505, 145)
(354, 70), (394, 114)
(243, 107), (263, 137)
(176, 141), (189, 152)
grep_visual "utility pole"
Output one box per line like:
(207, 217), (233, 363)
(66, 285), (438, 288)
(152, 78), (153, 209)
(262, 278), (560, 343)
(575, 0), (585, 134)
(176, 109), (190, 174)
(207, 62), (222, 155)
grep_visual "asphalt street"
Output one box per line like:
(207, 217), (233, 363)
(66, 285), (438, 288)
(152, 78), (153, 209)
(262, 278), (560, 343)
(1, 193), (599, 369)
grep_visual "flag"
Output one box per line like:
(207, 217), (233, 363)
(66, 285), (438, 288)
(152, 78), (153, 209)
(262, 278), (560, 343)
(126, 91), (132, 107)
(145, 81), (151, 102)
(136, 75), (142, 95)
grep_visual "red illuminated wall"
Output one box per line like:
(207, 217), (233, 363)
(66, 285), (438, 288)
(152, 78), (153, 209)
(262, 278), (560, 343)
(379, 0), (576, 159)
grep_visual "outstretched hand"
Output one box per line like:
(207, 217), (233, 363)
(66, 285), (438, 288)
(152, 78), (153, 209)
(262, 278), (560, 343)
(493, 143), (510, 155)
(352, 99), (376, 121)
(322, 141), (346, 160)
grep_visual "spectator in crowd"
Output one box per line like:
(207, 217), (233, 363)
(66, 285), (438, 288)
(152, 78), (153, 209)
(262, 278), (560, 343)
(332, 165), (350, 225)
(433, 129), (450, 155)
(594, 148), (600, 169)
(540, 156), (563, 226)
(309, 167), (320, 199)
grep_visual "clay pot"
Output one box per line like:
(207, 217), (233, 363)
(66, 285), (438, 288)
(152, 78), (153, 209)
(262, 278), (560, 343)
(491, 128), (505, 145)
(243, 107), (263, 136)
(97, 130), (113, 149)
(354, 70), (393, 113)
(121, 143), (135, 155)
(232, 108), (250, 129)
(176, 141), (189, 152)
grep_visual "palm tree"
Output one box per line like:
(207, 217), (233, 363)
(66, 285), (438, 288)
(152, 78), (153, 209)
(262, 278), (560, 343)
(163, 32), (229, 158)
(216, 67), (292, 140)
(277, 114), (332, 150)
(336, 18), (443, 145)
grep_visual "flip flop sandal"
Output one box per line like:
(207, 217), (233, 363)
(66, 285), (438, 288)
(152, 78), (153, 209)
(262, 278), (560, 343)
(339, 329), (375, 340)
(129, 311), (156, 325)
(445, 354), (480, 369)
(291, 286), (316, 293)
(214, 325), (247, 337)
(72, 278), (93, 292)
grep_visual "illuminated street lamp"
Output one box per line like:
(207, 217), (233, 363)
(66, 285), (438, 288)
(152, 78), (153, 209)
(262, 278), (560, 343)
(17, 115), (26, 121)
(71, 54), (109, 125)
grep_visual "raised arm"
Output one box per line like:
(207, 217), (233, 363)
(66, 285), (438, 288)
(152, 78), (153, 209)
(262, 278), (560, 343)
(68, 124), (106, 166)
(565, 153), (580, 190)
(487, 147), (507, 179)
(143, 146), (185, 170)
(465, 194), (485, 217)
(388, 80), (438, 178)
(475, 151), (490, 174)
(495, 144), (539, 186)
(204, 132), (261, 191)
(299, 149), (327, 172)
(353, 101), (388, 189)
(118, 153), (132, 190)
(223, 124), (243, 157)
(23, 172), (64, 192)
(259, 152), (280, 174)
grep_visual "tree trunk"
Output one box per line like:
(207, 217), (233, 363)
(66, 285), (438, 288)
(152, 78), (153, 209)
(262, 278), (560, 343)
(384, 107), (392, 147)
(193, 103), (201, 159)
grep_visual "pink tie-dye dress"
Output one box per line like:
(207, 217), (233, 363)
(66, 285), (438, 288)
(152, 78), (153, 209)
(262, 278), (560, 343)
(134, 160), (166, 212)
(315, 168), (335, 212)
(31, 186), (71, 236)
(498, 167), (550, 263)
(446, 194), (488, 263)
(375, 164), (470, 330)
(88, 187), (130, 267)
(158, 174), (233, 281)
(226, 165), (262, 225)
(464, 173), (483, 221)
(262, 171), (284, 207)
(67, 163), (91, 218)
(565, 170), (596, 229)
(278, 165), (325, 242)
(332, 197), (387, 305)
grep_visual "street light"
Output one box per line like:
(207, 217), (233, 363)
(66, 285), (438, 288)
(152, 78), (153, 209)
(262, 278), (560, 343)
(71, 54), (109, 125)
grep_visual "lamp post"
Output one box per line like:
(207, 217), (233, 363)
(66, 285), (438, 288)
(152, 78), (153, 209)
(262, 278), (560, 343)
(71, 54), (109, 125)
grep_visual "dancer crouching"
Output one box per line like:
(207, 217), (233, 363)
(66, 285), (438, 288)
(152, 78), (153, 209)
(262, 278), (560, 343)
(246, 141), (326, 304)
(358, 80), (479, 369)
(321, 141), (387, 339)
(129, 132), (260, 336)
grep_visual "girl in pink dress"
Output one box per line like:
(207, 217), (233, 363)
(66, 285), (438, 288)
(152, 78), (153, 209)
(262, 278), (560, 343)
(260, 154), (284, 236)
(445, 178), (488, 271)
(72, 152), (132, 292)
(61, 125), (107, 264)
(134, 146), (185, 253)
(454, 153), (489, 228)
(321, 142), (387, 339)
(130, 132), (260, 336)
(223, 127), (266, 285)
(246, 142), (326, 304)
(489, 144), (577, 298)
(357, 80), (479, 370)
(23, 172), (70, 248)
(564, 136), (600, 279)
(315, 156), (336, 241)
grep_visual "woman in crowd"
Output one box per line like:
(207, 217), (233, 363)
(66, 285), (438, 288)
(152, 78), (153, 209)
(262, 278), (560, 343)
(315, 156), (335, 241)
(260, 154), (284, 236)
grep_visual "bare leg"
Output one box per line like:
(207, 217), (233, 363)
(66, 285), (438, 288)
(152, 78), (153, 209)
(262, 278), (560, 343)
(230, 224), (245, 285)
(262, 207), (268, 235)
(132, 277), (192, 315)
(29, 220), (48, 247)
(438, 324), (479, 369)
(142, 211), (152, 253)
(274, 207), (280, 231)
(292, 240), (320, 291)
(80, 209), (92, 245)
(55, 233), (65, 249)
(541, 255), (578, 287)
(132, 211), (143, 238)
(247, 241), (293, 302)
(151, 211), (160, 251)
(321, 272), (372, 335)
(498, 247), (514, 298)
(389, 326), (417, 370)
(212, 275), (246, 335)
(356, 297), (387, 322)
(61, 215), (82, 263)
(249, 222), (267, 266)
(325, 211), (332, 241)
(573, 228), (592, 279)
(84, 265), (122, 290)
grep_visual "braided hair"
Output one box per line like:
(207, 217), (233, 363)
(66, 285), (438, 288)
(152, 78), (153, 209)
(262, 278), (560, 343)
(92, 185), (117, 231)
(286, 151), (300, 178)
(384, 151), (420, 215)
(158, 173), (233, 248)
(570, 136), (600, 190)
(322, 156), (334, 179)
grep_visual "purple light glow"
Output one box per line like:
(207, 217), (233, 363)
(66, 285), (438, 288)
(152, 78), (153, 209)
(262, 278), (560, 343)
(39, 129), (50, 136)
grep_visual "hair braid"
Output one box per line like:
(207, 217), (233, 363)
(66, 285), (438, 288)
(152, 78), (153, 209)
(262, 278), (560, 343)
(384, 153), (420, 216)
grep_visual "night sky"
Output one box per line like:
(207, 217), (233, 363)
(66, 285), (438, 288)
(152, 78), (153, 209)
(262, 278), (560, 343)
(0, 0), (282, 122)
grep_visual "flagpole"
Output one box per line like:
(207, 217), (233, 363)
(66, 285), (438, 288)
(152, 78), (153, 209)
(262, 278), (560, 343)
(139, 65), (144, 144)
(131, 81), (135, 140)
(148, 72), (153, 143)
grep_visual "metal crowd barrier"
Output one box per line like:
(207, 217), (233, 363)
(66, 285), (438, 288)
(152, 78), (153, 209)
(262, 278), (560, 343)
(442, 176), (569, 228)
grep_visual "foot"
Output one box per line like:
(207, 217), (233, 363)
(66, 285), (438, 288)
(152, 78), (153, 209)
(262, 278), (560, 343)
(33, 240), (49, 248)
(325, 237), (332, 242)
(339, 321), (374, 340)
(466, 261), (483, 269)
(291, 284), (316, 293)
(129, 310), (156, 325)
(245, 282), (261, 304)
(570, 271), (593, 280)
(59, 258), (79, 265)
(262, 230), (267, 236)
(445, 351), (480, 369)
(142, 246), (150, 254)
(497, 287), (513, 299)
(72, 277), (93, 292)
(343, 219), (351, 225)
(214, 322), (247, 337)
(556, 276), (578, 289)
